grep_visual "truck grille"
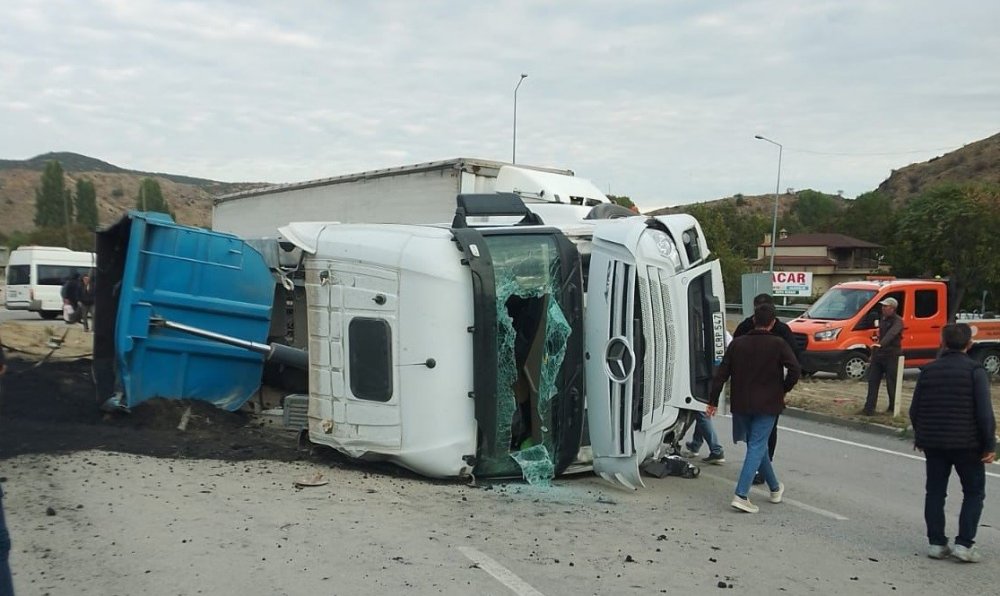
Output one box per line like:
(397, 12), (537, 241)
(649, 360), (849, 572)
(607, 260), (637, 455)
(792, 332), (808, 352)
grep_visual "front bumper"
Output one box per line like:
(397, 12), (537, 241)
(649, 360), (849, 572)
(799, 349), (854, 374)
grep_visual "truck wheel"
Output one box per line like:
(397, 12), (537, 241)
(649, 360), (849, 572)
(837, 352), (869, 381)
(39, 310), (60, 320)
(977, 349), (1000, 377)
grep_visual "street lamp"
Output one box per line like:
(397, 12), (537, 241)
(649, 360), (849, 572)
(754, 134), (783, 274)
(512, 73), (527, 163)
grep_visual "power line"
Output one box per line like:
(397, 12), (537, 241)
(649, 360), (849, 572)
(783, 145), (960, 157)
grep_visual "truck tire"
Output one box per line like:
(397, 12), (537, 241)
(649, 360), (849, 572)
(39, 310), (60, 320)
(837, 351), (869, 381)
(976, 349), (1000, 377)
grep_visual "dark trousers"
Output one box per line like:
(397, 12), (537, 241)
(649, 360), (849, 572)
(0, 487), (13, 596)
(77, 303), (94, 331)
(923, 448), (986, 548)
(767, 414), (779, 460)
(864, 350), (899, 413)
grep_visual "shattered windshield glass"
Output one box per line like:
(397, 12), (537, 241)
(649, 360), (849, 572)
(475, 234), (572, 484)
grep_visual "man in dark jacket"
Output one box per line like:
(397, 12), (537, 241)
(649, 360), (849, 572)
(734, 292), (801, 483)
(910, 323), (996, 563)
(863, 296), (904, 414)
(77, 273), (95, 332)
(709, 303), (800, 513)
(0, 335), (13, 595)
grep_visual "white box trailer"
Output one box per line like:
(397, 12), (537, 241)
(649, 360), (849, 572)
(212, 158), (612, 237)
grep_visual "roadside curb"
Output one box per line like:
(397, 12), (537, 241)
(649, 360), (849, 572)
(782, 406), (909, 439)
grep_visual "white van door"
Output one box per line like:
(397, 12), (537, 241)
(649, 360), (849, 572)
(305, 259), (402, 455)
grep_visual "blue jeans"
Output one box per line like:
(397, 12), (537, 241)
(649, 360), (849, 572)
(0, 486), (12, 596)
(924, 449), (986, 548)
(686, 412), (723, 456)
(732, 413), (779, 498)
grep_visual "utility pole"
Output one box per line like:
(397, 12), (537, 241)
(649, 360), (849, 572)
(513, 73), (527, 163)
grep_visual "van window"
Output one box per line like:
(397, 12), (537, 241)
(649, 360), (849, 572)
(37, 265), (90, 286)
(348, 318), (393, 402)
(807, 288), (876, 320)
(914, 290), (939, 318)
(7, 265), (30, 285)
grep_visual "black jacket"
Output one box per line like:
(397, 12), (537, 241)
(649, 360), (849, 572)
(710, 330), (800, 415)
(876, 313), (903, 352)
(910, 350), (996, 453)
(734, 316), (801, 363)
(79, 280), (95, 306)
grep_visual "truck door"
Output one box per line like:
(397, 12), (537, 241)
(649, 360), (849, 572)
(907, 285), (946, 362)
(306, 260), (402, 454)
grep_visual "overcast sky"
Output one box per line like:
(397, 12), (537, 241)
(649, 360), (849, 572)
(2, 1), (998, 211)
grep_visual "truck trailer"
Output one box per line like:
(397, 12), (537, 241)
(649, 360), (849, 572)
(212, 158), (612, 238)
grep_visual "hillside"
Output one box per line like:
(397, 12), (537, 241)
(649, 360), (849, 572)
(648, 190), (847, 220)
(0, 152), (266, 237)
(877, 132), (1000, 204)
(652, 130), (1000, 220)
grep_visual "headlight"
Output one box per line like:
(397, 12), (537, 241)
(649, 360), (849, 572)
(814, 328), (841, 341)
(646, 229), (677, 260)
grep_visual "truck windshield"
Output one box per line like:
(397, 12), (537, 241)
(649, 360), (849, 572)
(478, 234), (572, 483)
(804, 288), (876, 320)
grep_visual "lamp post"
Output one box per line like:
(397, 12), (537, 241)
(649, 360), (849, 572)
(512, 73), (527, 163)
(754, 135), (783, 274)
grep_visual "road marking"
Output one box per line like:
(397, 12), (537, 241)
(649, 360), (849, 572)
(700, 472), (849, 521)
(458, 546), (546, 596)
(776, 425), (1000, 480)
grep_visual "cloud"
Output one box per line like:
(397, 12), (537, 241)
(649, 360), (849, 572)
(0, 0), (997, 210)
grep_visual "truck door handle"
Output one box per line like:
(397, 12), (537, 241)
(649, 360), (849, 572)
(930, 325), (941, 329)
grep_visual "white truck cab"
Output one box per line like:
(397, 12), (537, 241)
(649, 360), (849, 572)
(281, 194), (725, 486)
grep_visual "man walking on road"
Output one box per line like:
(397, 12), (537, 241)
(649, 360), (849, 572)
(863, 297), (903, 415)
(709, 303), (800, 513)
(910, 323), (996, 563)
(734, 293), (801, 484)
(0, 337), (15, 595)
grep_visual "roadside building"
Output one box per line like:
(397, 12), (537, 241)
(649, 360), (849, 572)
(751, 231), (890, 296)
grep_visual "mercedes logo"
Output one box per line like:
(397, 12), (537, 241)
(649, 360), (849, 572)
(605, 336), (635, 383)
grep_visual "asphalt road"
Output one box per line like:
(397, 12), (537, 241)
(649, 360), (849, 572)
(0, 306), (36, 323)
(4, 414), (997, 595)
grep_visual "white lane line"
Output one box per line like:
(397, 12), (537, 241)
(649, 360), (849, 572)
(700, 472), (849, 521)
(458, 546), (546, 596)
(776, 425), (1000, 480)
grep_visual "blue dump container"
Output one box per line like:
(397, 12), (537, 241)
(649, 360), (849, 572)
(93, 212), (275, 411)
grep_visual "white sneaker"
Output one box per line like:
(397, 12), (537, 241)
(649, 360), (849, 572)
(769, 482), (785, 504)
(731, 495), (759, 513)
(927, 543), (951, 560)
(952, 544), (981, 563)
(680, 448), (699, 459)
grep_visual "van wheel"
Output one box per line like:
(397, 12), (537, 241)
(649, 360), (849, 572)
(837, 352), (869, 381)
(977, 349), (1000, 377)
(39, 310), (60, 320)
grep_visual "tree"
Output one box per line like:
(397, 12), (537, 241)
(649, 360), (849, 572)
(791, 190), (840, 232)
(836, 190), (896, 244)
(136, 178), (173, 216)
(75, 178), (99, 230)
(894, 184), (1000, 319)
(34, 160), (71, 227)
(607, 194), (636, 210)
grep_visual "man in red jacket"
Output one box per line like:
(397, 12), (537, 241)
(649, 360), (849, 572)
(709, 303), (800, 513)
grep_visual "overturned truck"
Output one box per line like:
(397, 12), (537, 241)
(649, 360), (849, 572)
(95, 195), (725, 489)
